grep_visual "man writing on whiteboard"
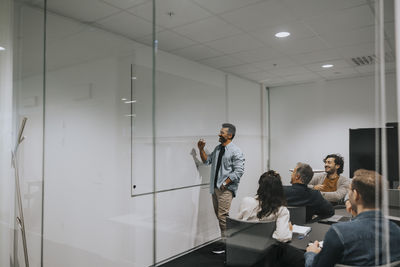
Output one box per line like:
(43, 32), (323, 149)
(198, 123), (245, 254)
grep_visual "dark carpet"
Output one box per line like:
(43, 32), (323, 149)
(159, 242), (225, 267)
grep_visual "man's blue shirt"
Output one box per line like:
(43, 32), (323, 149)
(205, 142), (244, 197)
(305, 210), (400, 267)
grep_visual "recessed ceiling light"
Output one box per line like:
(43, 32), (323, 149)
(275, 32), (290, 38)
(0, 46), (5, 51)
(322, 64), (334, 68)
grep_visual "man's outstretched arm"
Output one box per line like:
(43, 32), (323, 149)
(197, 139), (208, 163)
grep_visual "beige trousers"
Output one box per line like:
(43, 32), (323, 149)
(212, 187), (233, 238)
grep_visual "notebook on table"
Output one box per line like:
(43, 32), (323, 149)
(292, 224), (311, 236)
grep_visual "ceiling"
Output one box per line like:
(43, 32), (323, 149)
(26, 0), (396, 87)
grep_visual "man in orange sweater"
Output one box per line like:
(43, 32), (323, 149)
(308, 154), (350, 204)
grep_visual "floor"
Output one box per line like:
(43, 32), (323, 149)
(159, 241), (226, 267)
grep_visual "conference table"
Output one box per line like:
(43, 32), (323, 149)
(290, 208), (350, 250)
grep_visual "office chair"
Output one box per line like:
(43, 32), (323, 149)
(226, 217), (276, 267)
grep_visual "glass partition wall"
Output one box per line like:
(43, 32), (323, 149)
(0, 0), (16, 266)
(1, 0), (399, 266)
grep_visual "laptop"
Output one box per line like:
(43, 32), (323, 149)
(318, 215), (352, 225)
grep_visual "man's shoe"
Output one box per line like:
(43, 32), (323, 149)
(212, 243), (226, 254)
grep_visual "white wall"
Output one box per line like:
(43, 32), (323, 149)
(269, 73), (397, 185)
(15, 5), (264, 267)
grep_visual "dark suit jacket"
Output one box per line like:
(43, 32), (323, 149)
(284, 183), (334, 221)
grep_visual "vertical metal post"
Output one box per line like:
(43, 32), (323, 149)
(266, 87), (271, 171)
(395, 0), (400, 190)
(41, 0), (47, 266)
(152, 0), (157, 265)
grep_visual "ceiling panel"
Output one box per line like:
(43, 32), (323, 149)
(304, 5), (374, 35)
(96, 11), (155, 40)
(233, 46), (284, 63)
(320, 26), (374, 48)
(281, 0), (366, 20)
(316, 67), (359, 79)
(199, 55), (244, 68)
(252, 58), (297, 71)
(355, 65), (375, 74)
(33, 0), (395, 86)
(192, 0), (263, 15)
(46, 0), (120, 22)
(240, 71), (280, 82)
(172, 44), (223, 61)
(355, 62), (395, 75)
(305, 59), (352, 72)
(204, 33), (265, 54)
(172, 17), (242, 43)
(249, 21), (316, 45)
(284, 72), (322, 82)
(101, 0), (149, 10)
(336, 42), (375, 59)
(269, 66), (312, 76)
(139, 30), (196, 52)
(271, 36), (329, 55)
(128, 0), (213, 29)
(46, 12), (88, 43)
(46, 28), (139, 71)
(221, 0), (296, 32)
(290, 48), (343, 65)
(265, 77), (290, 86)
(222, 64), (263, 75)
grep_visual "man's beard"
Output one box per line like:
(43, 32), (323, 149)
(325, 167), (335, 175)
(219, 136), (227, 143)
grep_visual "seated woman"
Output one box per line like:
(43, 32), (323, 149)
(237, 170), (292, 242)
(237, 170), (304, 267)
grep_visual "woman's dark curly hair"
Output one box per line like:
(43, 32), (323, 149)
(256, 170), (287, 219)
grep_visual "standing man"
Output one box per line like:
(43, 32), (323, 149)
(309, 154), (350, 203)
(305, 169), (400, 266)
(284, 162), (334, 222)
(198, 123), (245, 253)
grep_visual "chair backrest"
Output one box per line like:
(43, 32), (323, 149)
(288, 206), (307, 225)
(388, 189), (400, 208)
(335, 260), (400, 267)
(226, 217), (276, 267)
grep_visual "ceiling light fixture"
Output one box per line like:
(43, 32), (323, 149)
(124, 100), (137, 104)
(0, 46), (5, 51)
(275, 32), (290, 38)
(322, 64), (334, 68)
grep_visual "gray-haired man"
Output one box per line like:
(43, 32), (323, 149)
(284, 162), (334, 221)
